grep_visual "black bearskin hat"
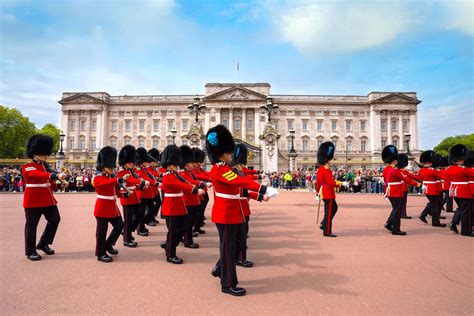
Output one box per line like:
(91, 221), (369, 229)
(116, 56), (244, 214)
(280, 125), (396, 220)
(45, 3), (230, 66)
(179, 145), (195, 168)
(192, 147), (206, 163)
(119, 145), (136, 166)
(96, 146), (117, 171)
(136, 147), (150, 165)
(382, 145), (398, 164)
(205, 124), (235, 164)
(440, 156), (449, 168)
(419, 150), (435, 164)
(464, 151), (474, 167)
(232, 143), (248, 165)
(432, 153), (443, 168)
(396, 153), (409, 169)
(26, 134), (54, 159)
(317, 142), (335, 165)
(449, 144), (468, 163)
(148, 148), (160, 163)
(161, 144), (181, 167)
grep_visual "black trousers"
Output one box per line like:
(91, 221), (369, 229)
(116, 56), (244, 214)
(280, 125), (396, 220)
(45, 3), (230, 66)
(453, 198), (473, 235)
(95, 216), (124, 257)
(442, 190), (453, 212)
(165, 215), (186, 258)
(153, 194), (162, 219)
(387, 197), (402, 232)
(24, 205), (61, 256)
(141, 198), (156, 225)
(132, 202), (146, 233)
(321, 199), (338, 235)
(122, 204), (139, 242)
(183, 206), (197, 245)
(401, 192), (408, 217)
(214, 223), (246, 288)
(238, 216), (250, 261)
(194, 192), (209, 230)
(421, 195), (442, 225)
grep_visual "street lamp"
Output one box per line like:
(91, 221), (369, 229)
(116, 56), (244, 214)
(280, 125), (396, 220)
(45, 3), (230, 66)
(259, 96), (279, 123)
(288, 128), (298, 171)
(289, 128), (296, 153)
(188, 96), (207, 123)
(170, 127), (177, 144)
(58, 130), (65, 156)
(404, 133), (412, 156)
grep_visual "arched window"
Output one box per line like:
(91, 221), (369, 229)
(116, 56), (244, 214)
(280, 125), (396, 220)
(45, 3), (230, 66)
(110, 137), (117, 148)
(124, 137), (131, 146)
(79, 136), (86, 150)
(138, 137), (145, 148)
(152, 136), (160, 149)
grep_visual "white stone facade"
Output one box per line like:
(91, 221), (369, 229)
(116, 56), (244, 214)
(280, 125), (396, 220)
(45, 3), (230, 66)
(59, 83), (420, 168)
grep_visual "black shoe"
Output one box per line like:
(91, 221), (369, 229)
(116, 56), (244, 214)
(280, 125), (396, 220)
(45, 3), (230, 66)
(323, 233), (337, 237)
(147, 221), (157, 227)
(446, 210), (455, 213)
(449, 224), (459, 234)
(36, 244), (55, 255)
(160, 241), (167, 249)
(319, 225), (324, 231)
(27, 253), (42, 261)
(432, 223), (447, 227)
(166, 256), (183, 264)
(384, 223), (393, 232)
(97, 255), (113, 263)
(194, 228), (206, 234)
(401, 216), (412, 219)
(392, 231), (407, 236)
(130, 236), (135, 242)
(419, 216), (428, 224)
(123, 241), (138, 248)
(192, 232), (199, 237)
(460, 232), (474, 237)
(152, 219), (159, 224)
(221, 286), (246, 296)
(184, 243), (199, 249)
(211, 265), (220, 278)
(439, 216), (446, 220)
(138, 230), (149, 237)
(106, 245), (119, 255)
(236, 260), (254, 268)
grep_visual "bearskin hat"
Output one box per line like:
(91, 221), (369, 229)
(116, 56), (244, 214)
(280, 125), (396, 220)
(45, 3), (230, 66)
(232, 143), (248, 165)
(419, 150), (435, 164)
(161, 144), (181, 167)
(136, 147), (150, 165)
(118, 145), (136, 166)
(192, 147), (206, 163)
(179, 145), (195, 168)
(317, 142), (335, 165)
(449, 144), (468, 163)
(431, 153), (443, 168)
(464, 151), (474, 167)
(382, 145), (398, 164)
(396, 153), (409, 169)
(148, 148), (160, 163)
(96, 146), (117, 171)
(26, 134), (54, 159)
(440, 156), (449, 168)
(205, 124), (235, 164)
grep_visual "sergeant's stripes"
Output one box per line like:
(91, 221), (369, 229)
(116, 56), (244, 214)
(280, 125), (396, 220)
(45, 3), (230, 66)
(222, 170), (238, 181)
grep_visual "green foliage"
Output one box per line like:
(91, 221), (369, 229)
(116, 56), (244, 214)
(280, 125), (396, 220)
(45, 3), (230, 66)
(0, 105), (37, 158)
(433, 134), (474, 157)
(37, 123), (60, 153)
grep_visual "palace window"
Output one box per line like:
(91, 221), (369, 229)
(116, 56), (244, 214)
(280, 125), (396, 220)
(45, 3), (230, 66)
(182, 139), (188, 145)
(331, 120), (337, 132)
(139, 120), (145, 132)
(69, 120), (76, 131)
(167, 138), (173, 145)
(381, 119), (387, 131)
(153, 119), (160, 131)
(124, 137), (131, 145)
(381, 138), (387, 148)
(247, 118), (254, 129)
(138, 137), (145, 148)
(168, 119), (175, 130)
(346, 139), (353, 151)
(361, 140), (366, 152)
(68, 137), (75, 149)
(302, 120), (308, 132)
(110, 137), (117, 148)
(360, 121), (366, 132)
(317, 138), (323, 148)
(80, 120), (86, 131)
(302, 139), (308, 152)
(91, 119), (97, 131)
(391, 119), (397, 131)
(152, 137), (159, 148)
(287, 119), (294, 130)
(182, 119), (189, 131)
(111, 120), (117, 132)
(317, 120), (323, 131)
(79, 136), (85, 150)
(392, 137), (398, 147)
(346, 120), (352, 132)
(403, 119), (409, 132)
(234, 118), (241, 130)
(90, 137), (96, 150)
(222, 119), (228, 128)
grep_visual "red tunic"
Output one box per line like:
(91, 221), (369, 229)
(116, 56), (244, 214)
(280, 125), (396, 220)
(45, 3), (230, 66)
(399, 169), (420, 192)
(147, 166), (160, 197)
(210, 162), (266, 224)
(418, 167), (445, 196)
(135, 166), (158, 199)
(179, 170), (205, 206)
(383, 165), (418, 198)
(22, 161), (58, 208)
(161, 171), (198, 216)
(441, 165), (474, 199)
(117, 169), (145, 206)
(92, 175), (122, 218)
(315, 166), (337, 200)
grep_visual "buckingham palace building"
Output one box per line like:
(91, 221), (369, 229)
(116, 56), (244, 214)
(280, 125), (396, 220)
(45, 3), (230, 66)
(59, 82), (421, 169)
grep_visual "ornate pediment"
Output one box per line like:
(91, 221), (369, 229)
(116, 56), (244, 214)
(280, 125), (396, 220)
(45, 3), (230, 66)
(370, 93), (420, 104)
(59, 93), (105, 104)
(203, 86), (267, 101)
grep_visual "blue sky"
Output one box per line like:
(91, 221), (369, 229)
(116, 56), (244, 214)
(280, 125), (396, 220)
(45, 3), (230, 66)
(0, 0), (473, 149)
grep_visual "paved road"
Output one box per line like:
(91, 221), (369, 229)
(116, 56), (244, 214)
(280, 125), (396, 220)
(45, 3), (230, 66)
(0, 192), (472, 314)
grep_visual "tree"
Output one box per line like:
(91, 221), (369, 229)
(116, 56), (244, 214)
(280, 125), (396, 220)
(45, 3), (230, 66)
(37, 123), (60, 153)
(0, 105), (37, 158)
(433, 134), (474, 157)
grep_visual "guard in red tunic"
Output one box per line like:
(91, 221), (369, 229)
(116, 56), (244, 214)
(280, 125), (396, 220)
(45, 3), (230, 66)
(444, 145), (474, 236)
(206, 125), (277, 296)
(397, 153), (420, 219)
(382, 145), (421, 235)
(135, 147), (159, 232)
(148, 148), (162, 225)
(417, 150), (446, 227)
(92, 146), (127, 263)
(159, 145), (205, 264)
(191, 147), (210, 233)
(117, 145), (149, 247)
(316, 142), (342, 237)
(439, 157), (454, 213)
(22, 134), (67, 261)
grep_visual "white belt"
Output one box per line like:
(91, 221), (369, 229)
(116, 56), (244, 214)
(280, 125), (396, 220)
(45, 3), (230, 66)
(215, 192), (241, 199)
(239, 197), (248, 200)
(26, 183), (50, 188)
(124, 186), (136, 190)
(423, 181), (438, 184)
(164, 192), (184, 197)
(387, 182), (402, 185)
(451, 182), (469, 185)
(97, 195), (115, 200)
(469, 181), (474, 184)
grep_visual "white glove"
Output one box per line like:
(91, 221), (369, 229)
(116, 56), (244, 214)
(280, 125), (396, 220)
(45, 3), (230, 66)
(421, 185), (427, 192)
(266, 187), (279, 198)
(315, 195), (321, 202)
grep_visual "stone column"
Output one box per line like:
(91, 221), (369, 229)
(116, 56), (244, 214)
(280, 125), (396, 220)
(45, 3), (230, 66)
(74, 112), (80, 150)
(369, 108), (377, 152)
(387, 112), (392, 146)
(101, 106), (108, 148)
(260, 124), (279, 172)
(96, 110), (102, 149)
(85, 110), (92, 151)
(254, 110), (261, 141)
(204, 110), (210, 132)
(61, 110), (69, 151)
(398, 111), (404, 150)
(228, 108), (233, 134)
(215, 108), (221, 125)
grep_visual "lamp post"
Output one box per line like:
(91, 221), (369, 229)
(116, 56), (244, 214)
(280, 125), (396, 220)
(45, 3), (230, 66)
(404, 133), (412, 156)
(56, 130), (66, 170)
(259, 96), (279, 123)
(188, 96), (206, 123)
(170, 127), (177, 144)
(288, 128), (298, 171)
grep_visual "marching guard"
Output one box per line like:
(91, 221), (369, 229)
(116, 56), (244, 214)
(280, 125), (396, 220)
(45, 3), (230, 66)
(136, 147), (159, 231)
(397, 153), (420, 219)
(206, 125), (277, 296)
(22, 134), (66, 261)
(148, 148), (162, 225)
(92, 147), (126, 263)
(191, 147), (210, 234)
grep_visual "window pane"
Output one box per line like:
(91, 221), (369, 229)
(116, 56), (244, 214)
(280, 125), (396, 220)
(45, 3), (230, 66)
(111, 121), (117, 132)
(182, 119), (188, 131)
(346, 121), (352, 131)
(331, 120), (337, 131)
(247, 118), (253, 129)
(287, 120), (293, 130)
(168, 120), (174, 130)
(70, 120), (76, 131)
(91, 120), (97, 131)
(381, 119), (386, 131)
(361, 140), (366, 152)
(302, 120), (308, 131)
(317, 120), (322, 131)
(80, 120), (86, 131)
(235, 119), (241, 130)
(152, 138), (159, 148)
(139, 120), (145, 132)
(360, 121), (366, 131)
(153, 120), (160, 131)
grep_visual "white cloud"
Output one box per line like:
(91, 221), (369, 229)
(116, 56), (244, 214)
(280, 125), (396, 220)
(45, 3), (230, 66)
(441, 0), (474, 35)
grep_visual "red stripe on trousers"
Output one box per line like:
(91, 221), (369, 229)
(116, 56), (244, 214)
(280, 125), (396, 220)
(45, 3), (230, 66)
(225, 226), (230, 288)
(326, 200), (332, 235)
